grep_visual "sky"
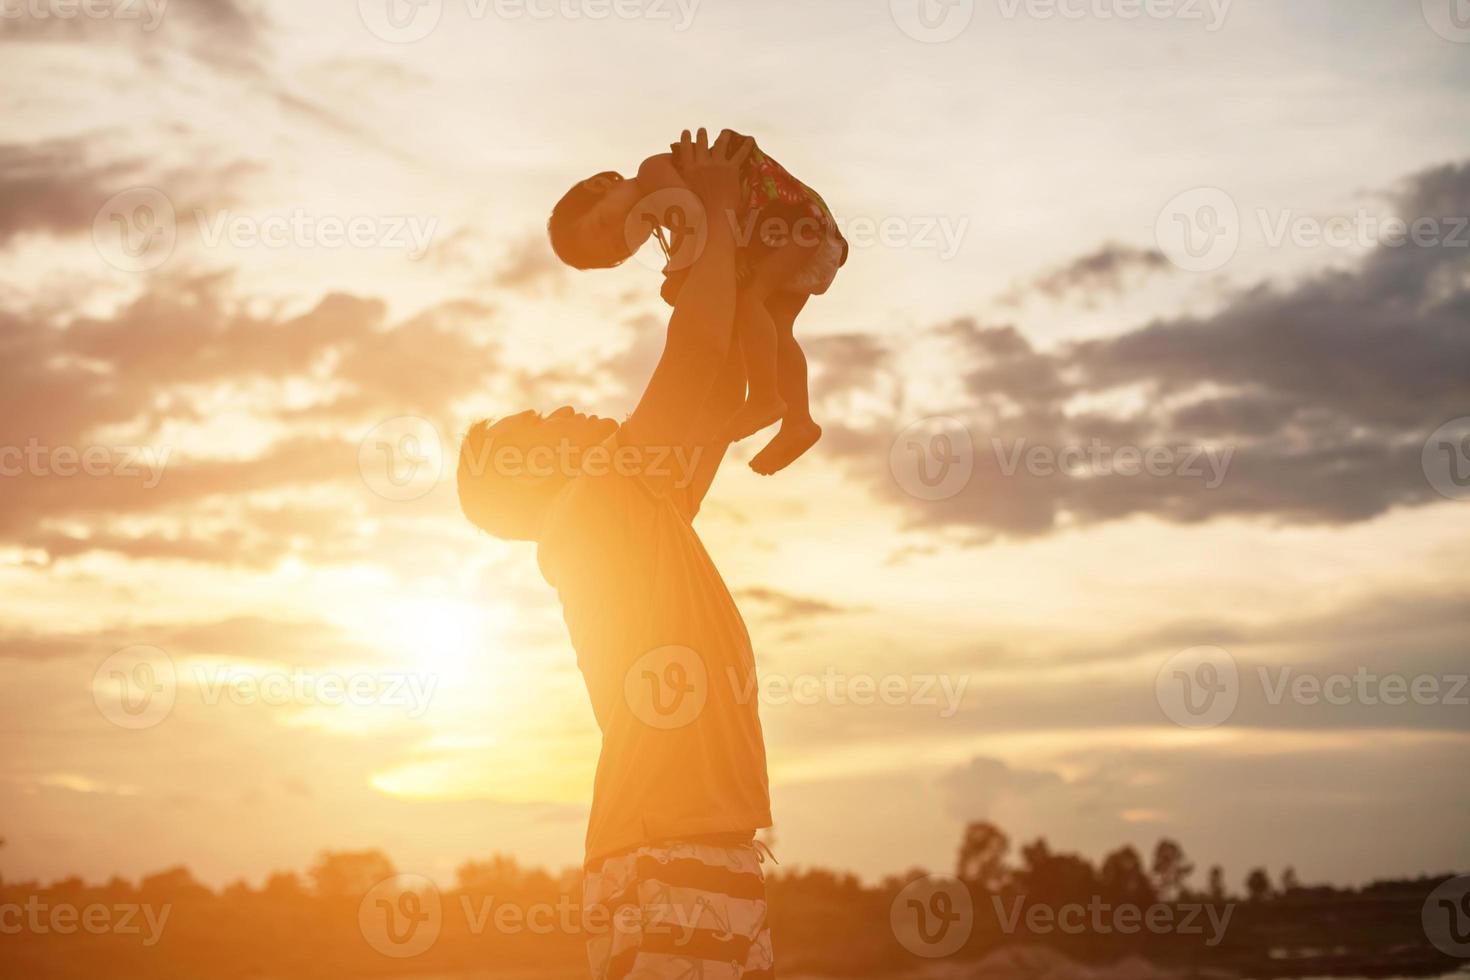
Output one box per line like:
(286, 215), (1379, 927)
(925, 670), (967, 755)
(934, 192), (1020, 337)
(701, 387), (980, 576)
(1, 0), (1468, 892)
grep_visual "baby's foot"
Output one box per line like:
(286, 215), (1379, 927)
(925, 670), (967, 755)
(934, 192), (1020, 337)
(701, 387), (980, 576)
(725, 395), (787, 443)
(750, 419), (822, 475)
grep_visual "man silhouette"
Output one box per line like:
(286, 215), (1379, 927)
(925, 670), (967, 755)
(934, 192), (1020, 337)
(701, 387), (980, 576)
(458, 129), (775, 979)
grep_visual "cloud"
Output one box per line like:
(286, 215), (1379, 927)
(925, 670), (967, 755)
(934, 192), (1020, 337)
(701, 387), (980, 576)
(806, 332), (893, 403)
(1000, 242), (1170, 307)
(826, 160), (1470, 539)
(0, 137), (263, 248)
(735, 587), (864, 622)
(493, 233), (567, 293)
(0, 275), (502, 562)
(0, 614), (358, 665)
(0, 138), (140, 245)
(0, 0), (268, 65)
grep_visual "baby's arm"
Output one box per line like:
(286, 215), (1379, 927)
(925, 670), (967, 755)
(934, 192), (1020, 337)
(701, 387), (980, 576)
(637, 152), (686, 193)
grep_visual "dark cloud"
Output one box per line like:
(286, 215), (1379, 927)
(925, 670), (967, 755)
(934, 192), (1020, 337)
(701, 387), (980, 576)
(0, 614), (357, 665)
(1001, 242), (1170, 307)
(0, 275), (501, 562)
(493, 233), (567, 293)
(735, 586), (864, 622)
(0, 138), (139, 245)
(0, 0), (267, 63)
(806, 332), (893, 402)
(827, 160), (1470, 539)
(0, 138), (262, 247)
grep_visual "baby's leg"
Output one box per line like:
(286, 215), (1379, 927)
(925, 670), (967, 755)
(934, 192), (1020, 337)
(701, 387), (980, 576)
(751, 291), (823, 475)
(727, 291), (785, 441)
(725, 240), (817, 442)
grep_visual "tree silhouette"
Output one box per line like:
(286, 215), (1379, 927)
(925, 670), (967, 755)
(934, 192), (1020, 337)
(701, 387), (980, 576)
(1245, 867), (1273, 902)
(1100, 845), (1157, 907)
(1017, 838), (1098, 907)
(1151, 838), (1195, 901)
(309, 850), (396, 898)
(264, 871), (307, 898)
(956, 820), (1010, 890)
(1281, 866), (1301, 895)
(1207, 865), (1228, 902)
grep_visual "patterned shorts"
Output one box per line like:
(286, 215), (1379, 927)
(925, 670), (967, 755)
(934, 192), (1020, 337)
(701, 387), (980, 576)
(583, 840), (775, 979)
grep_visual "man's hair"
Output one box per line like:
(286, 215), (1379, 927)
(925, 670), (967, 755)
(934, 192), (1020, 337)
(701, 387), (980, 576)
(547, 171), (626, 270)
(457, 413), (560, 542)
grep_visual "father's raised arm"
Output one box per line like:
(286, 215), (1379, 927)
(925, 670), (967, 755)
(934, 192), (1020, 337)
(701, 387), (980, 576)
(622, 129), (751, 460)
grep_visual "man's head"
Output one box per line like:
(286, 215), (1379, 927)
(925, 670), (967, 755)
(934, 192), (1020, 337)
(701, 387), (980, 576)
(457, 407), (619, 542)
(547, 171), (646, 270)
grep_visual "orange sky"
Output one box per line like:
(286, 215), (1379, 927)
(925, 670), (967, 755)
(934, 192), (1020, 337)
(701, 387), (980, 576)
(1, 0), (1468, 891)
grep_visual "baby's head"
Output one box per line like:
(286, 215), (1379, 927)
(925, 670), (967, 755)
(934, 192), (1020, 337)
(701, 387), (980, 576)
(547, 171), (646, 270)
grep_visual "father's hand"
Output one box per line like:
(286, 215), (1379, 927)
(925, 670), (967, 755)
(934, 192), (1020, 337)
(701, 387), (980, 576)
(671, 127), (751, 215)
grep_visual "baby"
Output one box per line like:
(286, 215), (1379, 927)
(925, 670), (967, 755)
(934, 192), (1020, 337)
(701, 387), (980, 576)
(546, 129), (847, 474)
